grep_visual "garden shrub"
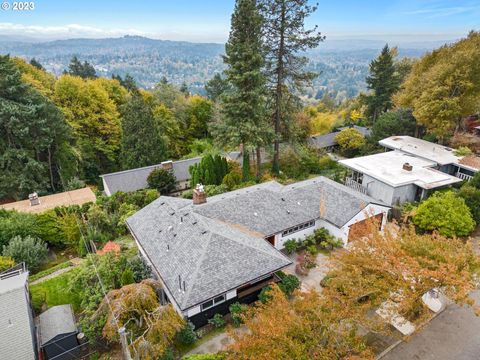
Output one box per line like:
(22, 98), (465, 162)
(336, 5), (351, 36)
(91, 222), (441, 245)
(120, 266), (135, 286)
(176, 321), (198, 345)
(229, 302), (248, 327)
(283, 239), (299, 254)
(208, 313), (226, 328)
(306, 245), (318, 256)
(277, 272), (301, 296)
(0, 256), (15, 271)
(413, 191), (475, 237)
(258, 285), (273, 304)
(222, 172), (242, 190)
(128, 256), (151, 282)
(182, 354), (226, 360)
(147, 168), (177, 195)
(459, 185), (480, 223)
(0, 210), (40, 250)
(3, 235), (48, 272)
(64, 177), (86, 191)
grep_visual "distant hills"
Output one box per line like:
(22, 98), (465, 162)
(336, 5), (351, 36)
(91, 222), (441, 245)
(0, 35), (451, 100)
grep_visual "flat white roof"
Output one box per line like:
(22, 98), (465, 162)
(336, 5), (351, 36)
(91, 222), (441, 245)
(339, 151), (462, 188)
(379, 136), (460, 166)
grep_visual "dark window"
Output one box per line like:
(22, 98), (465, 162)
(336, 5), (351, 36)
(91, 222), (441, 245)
(201, 300), (213, 311)
(214, 295), (225, 304)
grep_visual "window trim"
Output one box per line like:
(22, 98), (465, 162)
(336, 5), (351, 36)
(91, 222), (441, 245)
(201, 294), (226, 311)
(281, 220), (316, 237)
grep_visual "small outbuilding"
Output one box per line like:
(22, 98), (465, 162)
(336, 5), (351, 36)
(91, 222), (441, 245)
(38, 305), (79, 360)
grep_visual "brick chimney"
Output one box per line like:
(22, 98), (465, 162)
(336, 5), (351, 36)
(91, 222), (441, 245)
(193, 184), (206, 205)
(402, 163), (413, 171)
(28, 192), (40, 206)
(161, 160), (173, 171)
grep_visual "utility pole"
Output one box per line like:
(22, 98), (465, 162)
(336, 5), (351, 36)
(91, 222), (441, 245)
(118, 327), (133, 360)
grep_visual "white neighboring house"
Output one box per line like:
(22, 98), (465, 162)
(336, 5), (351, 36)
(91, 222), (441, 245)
(340, 151), (462, 206)
(379, 135), (480, 181)
(0, 264), (36, 360)
(126, 176), (390, 328)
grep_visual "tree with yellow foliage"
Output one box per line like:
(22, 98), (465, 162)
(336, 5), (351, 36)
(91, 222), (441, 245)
(395, 31), (480, 140)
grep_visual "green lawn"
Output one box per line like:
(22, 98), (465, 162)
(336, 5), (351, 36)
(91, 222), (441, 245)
(30, 268), (81, 313)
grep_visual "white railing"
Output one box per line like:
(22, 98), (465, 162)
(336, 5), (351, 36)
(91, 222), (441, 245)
(345, 177), (368, 195)
(456, 172), (473, 181)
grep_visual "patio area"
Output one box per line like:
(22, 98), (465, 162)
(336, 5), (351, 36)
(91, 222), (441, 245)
(284, 250), (332, 293)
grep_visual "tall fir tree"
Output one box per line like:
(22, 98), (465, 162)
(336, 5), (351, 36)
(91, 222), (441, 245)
(214, 0), (270, 180)
(364, 44), (399, 122)
(260, 0), (324, 174)
(119, 94), (167, 169)
(65, 56), (97, 79)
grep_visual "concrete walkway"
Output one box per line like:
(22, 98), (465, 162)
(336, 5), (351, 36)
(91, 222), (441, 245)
(284, 251), (331, 293)
(186, 326), (248, 355)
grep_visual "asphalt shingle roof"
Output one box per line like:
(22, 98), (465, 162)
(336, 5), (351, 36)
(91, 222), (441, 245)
(100, 157), (202, 195)
(126, 199), (291, 310)
(126, 176), (387, 310)
(38, 304), (77, 346)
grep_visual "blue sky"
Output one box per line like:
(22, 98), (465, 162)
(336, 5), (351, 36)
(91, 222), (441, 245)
(0, 0), (478, 42)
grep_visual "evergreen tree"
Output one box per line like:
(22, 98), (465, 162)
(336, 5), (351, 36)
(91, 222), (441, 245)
(213, 0), (270, 181)
(119, 94), (167, 169)
(363, 44), (399, 122)
(0, 55), (70, 200)
(29, 58), (44, 70)
(180, 82), (189, 96)
(65, 56), (97, 79)
(205, 73), (230, 101)
(260, 0), (325, 174)
(112, 73), (138, 94)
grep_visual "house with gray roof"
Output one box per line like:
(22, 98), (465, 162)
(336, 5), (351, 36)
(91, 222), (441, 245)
(100, 157), (202, 196)
(38, 304), (80, 360)
(126, 176), (390, 327)
(309, 125), (371, 150)
(100, 151), (254, 197)
(0, 264), (36, 360)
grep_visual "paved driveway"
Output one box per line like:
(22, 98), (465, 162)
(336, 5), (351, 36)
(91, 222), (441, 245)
(381, 290), (480, 360)
(284, 251), (331, 293)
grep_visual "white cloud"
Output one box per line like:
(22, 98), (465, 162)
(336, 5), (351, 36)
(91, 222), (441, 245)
(0, 22), (147, 40)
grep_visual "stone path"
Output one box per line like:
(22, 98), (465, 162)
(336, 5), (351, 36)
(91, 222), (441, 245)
(186, 326), (248, 355)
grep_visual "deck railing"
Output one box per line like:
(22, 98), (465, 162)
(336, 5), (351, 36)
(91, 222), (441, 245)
(344, 177), (368, 195)
(0, 262), (27, 279)
(456, 171), (473, 181)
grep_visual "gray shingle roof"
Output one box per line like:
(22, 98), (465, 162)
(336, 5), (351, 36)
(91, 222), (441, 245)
(196, 176), (386, 230)
(126, 176), (388, 310)
(0, 271), (36, 360)
(309, 126), (371, 149)
(38, 304), (77, 346)
(100, 157), (202, 195)
(126, 199), (291, 310)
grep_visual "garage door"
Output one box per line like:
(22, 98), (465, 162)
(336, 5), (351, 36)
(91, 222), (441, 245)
(348, 213), (383, 242)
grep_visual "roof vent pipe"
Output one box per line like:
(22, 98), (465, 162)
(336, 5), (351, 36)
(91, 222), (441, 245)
(403, 163), (413, 171)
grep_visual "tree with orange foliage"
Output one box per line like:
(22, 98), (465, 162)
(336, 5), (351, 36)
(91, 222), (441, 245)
(99, 279), (185, 359)
(228, 285), (372, 360)
(228, 220), (479, 359)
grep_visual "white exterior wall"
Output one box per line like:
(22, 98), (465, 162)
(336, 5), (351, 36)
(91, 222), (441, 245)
(273, 223), (317, 250)
(183, 289), (237, 318)
(272, 204), (389, 249)
(362, 174), (418, 206)
(362, 174), (395, 205)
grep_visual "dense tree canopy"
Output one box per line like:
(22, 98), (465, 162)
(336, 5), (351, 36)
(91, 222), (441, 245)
(120, 94), (167, 169)
(65, 56), (97, 79)
(395, 31), (480, 140)
(369, 108), (417, 142)
(54, 75), (122, 182)
(0, 55), (70, 199)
